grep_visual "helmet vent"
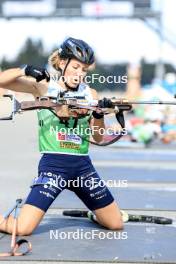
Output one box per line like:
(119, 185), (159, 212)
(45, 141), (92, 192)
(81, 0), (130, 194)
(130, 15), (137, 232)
(76, 46), (83, 58)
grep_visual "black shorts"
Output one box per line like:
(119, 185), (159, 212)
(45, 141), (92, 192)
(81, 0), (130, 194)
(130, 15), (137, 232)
(25, 153), (114, 212)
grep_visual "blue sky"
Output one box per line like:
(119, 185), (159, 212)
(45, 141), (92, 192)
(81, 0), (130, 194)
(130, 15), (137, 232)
(0, 0), (176, 67)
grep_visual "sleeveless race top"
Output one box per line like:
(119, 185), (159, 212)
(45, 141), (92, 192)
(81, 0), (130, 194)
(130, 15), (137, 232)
(37, 80), (93, 155)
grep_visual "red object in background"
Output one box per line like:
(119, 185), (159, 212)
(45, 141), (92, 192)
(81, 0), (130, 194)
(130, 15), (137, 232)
(130, 117), (144, 126)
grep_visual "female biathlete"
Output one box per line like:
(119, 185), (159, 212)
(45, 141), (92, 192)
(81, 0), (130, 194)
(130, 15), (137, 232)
(0, 37), (123, 236)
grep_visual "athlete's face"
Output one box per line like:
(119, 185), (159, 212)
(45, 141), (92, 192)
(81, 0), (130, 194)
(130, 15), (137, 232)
(61, 59), (89, 88)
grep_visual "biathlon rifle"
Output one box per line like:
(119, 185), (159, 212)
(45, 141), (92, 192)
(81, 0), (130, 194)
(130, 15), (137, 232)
(1, 91), (176, 146)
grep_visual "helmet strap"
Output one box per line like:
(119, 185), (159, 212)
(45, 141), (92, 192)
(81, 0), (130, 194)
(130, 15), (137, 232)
(63, 58), (71, 76)
(61, 58), (79, 91)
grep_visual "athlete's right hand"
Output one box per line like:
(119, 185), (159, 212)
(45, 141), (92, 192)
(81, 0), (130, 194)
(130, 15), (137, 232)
(23, 65), (50, 82)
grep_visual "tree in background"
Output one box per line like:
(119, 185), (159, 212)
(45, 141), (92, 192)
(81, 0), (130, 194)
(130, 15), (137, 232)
(0, 38), (49, 69)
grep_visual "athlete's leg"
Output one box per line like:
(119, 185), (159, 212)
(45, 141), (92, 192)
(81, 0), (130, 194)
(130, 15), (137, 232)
(0, 204), (45, 236)
(74, 185), (123, 230)
(93, 201), (123, 230)
(0, 171), (64, 236)
(71, 157), (123, 230)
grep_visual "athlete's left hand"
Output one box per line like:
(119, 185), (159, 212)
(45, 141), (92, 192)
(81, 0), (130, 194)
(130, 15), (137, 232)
(98, 97), (113, 108)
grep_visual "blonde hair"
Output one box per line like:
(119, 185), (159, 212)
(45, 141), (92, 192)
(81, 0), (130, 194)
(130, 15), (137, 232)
(48, 50), (64, 71)
(48, 50), (96, 72)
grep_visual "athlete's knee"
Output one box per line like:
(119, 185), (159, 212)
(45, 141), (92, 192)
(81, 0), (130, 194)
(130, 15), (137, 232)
(97, 215), (124, 230)
(105, 220), (124, 230)
(17, 223), (35, 236)
(95, 210), (124, 230)
(16, 204), (45, 236)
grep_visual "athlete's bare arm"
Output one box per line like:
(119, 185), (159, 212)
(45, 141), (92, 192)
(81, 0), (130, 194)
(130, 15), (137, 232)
(90, 88), (105, 142)
(0, 68), (48, 97)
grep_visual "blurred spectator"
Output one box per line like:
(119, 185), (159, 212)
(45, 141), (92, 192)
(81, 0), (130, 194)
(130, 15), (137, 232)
(162, 73), (176, 95)
(161, 117), (176, 144)
(126, 63), (142, 99)
(0, 69), (5, 96)
(128, 110), (163, 145)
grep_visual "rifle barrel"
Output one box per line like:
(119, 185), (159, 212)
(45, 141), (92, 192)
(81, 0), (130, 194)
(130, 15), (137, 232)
(128, 100), (176, 105)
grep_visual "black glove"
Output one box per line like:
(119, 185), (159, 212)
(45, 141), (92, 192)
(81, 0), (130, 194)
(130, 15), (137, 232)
(92, 98), (113, 119)
(92, 97), (113, 119)
(98, 97), (113, 108)
(24, 65), (50, 82)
